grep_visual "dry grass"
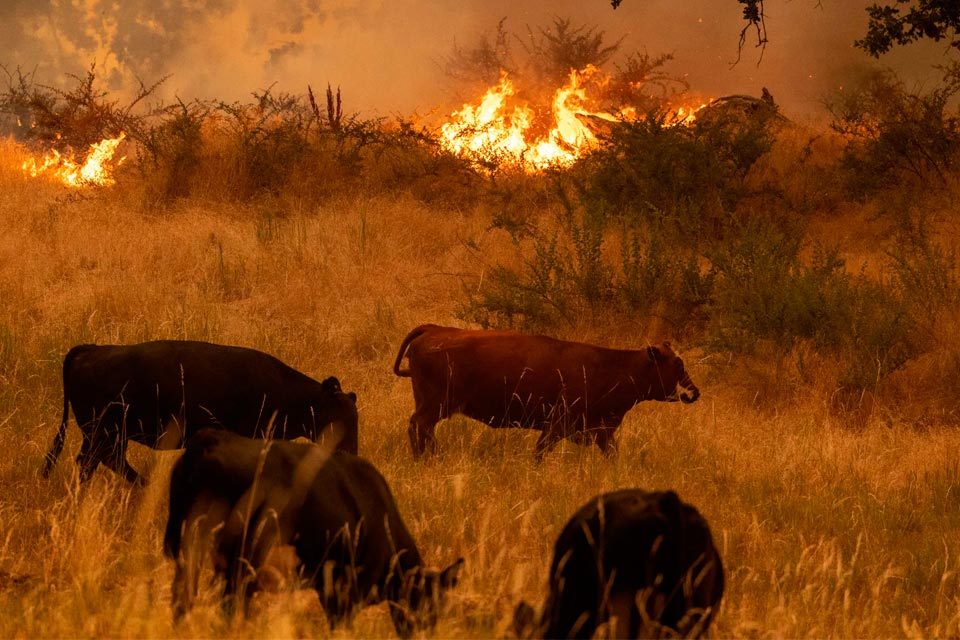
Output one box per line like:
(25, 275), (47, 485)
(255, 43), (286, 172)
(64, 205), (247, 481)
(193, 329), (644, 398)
(2, 137), (960, 639)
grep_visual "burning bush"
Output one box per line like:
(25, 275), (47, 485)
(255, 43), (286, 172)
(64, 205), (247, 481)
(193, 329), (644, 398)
(0, 64), (155, 148)
(0, 65), (159, 187)
(438, 17), (700, 173)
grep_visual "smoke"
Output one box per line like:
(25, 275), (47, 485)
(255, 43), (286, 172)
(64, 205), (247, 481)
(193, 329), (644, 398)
(0, 0), (950, 120)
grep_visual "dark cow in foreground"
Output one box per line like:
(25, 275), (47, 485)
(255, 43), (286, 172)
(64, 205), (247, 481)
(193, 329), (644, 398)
(164, 429), (463, 637)
(393, 324), (700, 459)
(515, 489), (724, 639)
(42, 340), (359, 485)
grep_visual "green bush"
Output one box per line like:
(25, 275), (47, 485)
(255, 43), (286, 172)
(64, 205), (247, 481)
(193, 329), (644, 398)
(582, 108), (776, 240)
(704, 215), (919, 395)
(828, 64), (960, 194)
(460, 188), (711, 333)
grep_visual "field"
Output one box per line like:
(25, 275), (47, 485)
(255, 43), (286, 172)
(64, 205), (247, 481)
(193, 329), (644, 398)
(2, 93), (960, 640)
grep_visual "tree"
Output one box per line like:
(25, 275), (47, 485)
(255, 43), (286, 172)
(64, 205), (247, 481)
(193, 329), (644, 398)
(858, 0), (960, 56)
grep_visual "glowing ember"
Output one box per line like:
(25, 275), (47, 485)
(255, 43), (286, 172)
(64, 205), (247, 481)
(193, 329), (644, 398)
(21, 133), (126, 187)
(440, 66), (711, 172)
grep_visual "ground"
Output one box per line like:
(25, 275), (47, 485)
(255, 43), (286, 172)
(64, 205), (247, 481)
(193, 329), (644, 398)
(1, 139), (960, 638)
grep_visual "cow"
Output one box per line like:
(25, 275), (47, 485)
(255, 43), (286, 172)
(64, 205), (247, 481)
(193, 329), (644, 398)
(41, 340), (359, 485)
(164, 428), (464, 637)
(392, 324), (700, 459)
(514, 489), (724, 639)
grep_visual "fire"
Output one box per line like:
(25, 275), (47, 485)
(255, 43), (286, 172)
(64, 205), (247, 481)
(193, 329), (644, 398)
(21, 133), (126, 187)
(440, 66), (711, 172)
(670, 102), (710, 126)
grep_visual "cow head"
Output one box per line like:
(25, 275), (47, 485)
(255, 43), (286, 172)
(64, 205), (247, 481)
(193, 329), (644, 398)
(390, 557), (464, 637)
(646, 342), (700, 404)
(313, 386), (360, 454)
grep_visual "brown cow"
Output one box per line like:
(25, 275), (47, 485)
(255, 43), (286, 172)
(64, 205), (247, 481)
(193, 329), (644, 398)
(393, 324), (699, 459)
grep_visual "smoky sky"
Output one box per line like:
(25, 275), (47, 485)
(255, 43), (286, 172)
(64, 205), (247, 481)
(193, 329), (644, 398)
(0, 0), (950, 120)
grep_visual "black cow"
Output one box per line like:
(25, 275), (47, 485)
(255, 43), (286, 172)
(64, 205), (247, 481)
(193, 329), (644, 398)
(515, 489), (724, 639)
(164, 428), (463, 637)
(41, 340), (359, 485)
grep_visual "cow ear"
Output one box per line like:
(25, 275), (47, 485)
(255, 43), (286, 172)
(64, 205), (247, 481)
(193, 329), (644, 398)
(664, 341), (672, 350)
(647, 346), (660, 362)
(439, 557), (464, 589)
(347, 392), (357, 403)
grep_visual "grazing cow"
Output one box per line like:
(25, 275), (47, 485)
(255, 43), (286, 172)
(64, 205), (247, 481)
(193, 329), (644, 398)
(514, 489), (724, 639)
(41, 340), (359, 485)
(393, 324), (699, 459)
(164, 428), (463, 637)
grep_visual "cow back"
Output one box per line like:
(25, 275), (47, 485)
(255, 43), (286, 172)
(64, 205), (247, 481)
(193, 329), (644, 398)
(541, 489), (723, 638)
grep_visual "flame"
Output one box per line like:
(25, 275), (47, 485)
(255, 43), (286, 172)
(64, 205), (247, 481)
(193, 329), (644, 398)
(440, 67), (711, 172)
(21, 133), (126, 187)
(670, 103), (709, 125)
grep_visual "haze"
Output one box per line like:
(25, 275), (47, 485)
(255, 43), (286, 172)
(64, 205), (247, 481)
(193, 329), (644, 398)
(0, 1), (948, 119)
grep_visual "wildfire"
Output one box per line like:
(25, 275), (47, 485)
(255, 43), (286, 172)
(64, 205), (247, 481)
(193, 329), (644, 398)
(21, 133), (126, 187)
(439, 66), (710, 172)
(670, 102), (710, 126)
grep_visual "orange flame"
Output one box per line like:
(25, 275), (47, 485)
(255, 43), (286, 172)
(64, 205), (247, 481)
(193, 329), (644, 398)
(440, 67), (710, 172)
(21, 133), (126, 187)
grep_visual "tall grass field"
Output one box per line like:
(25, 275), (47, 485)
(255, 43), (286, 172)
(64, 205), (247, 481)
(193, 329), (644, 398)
(2, 63), (960, 638)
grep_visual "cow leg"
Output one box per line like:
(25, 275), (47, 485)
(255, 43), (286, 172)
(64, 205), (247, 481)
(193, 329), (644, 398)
(533, 424), (563, 462)
(408, 410), (439, 459)
(172, 559), (193, 622)
(319, 590), (354, 630)
(315, 562), (358, 630)
(173, 496), (232, 621)
(220, 557), (255, 618)
(101, 443), (146, 486)
(594, 425), (619, 457)
(75, 433), (102, 483)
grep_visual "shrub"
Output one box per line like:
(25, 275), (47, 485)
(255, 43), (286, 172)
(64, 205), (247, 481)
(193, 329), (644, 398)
(827, 64), (960, 194)
(582, 107), (777, 240)
(442, 16), (687, 119)
(460, 185), (712, 334)
(887, 207), (960, 329)
(519, 17), (623, 89)
(138, 99), (206, 203)
(0, 64), (160, 149)
(704, 216), (920, 398)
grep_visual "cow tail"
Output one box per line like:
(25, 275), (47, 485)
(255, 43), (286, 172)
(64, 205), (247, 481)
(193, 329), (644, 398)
(393, 325), (432, 377)
(42, 345), (89, 478)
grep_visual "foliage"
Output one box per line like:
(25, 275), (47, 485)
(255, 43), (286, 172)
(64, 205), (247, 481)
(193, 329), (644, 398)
(582, 105), (777, 233)
(607, 52), (689, 111)
(827, 64), (960, 192)
(610, 0), (960, 58)
(0, 63), (162, 149)
(519, 17), (624, 86)
(705, 217), (920, 394)
(886, 207), (960, 331)
(442, 16), (687, 116)
(444, 18), (515, 87)
(138, 99), (207, 202)
(858, 0), (960, 56)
